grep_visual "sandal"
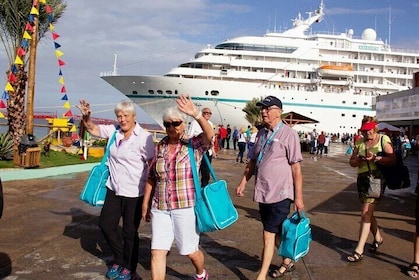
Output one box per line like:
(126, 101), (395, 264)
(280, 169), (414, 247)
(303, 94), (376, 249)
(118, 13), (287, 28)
(368, 239), (383, 252)
(408, 263), (419, 278)
(347, 251), (363, 262)
(270, 262), (295, 278)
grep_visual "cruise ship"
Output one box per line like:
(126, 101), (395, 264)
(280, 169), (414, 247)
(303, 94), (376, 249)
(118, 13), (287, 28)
(101, 1), (419, 134)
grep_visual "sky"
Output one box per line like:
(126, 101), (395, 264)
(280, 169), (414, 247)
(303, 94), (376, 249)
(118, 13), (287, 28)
(1, 0), (418, 125)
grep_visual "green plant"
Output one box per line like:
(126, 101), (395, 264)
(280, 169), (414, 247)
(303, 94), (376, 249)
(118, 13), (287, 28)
(0, 132), (14, 160)
(92, 138), (108, 147)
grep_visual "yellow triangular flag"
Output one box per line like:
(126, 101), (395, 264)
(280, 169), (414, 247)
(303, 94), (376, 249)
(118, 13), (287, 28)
(70, 124), (77, 132)
(55, 50), (64, 57)
(0, 112), (4, 118)
(30, 7), (39, 15)
(5, 82), (14, 92)
(39, 0), (46, 3)
(63, 101), (71, 109)
(49, 23), (55, 31)
(58, 76), (65, 84)
(14, 56), (24, 65)
(23, 31), (32, 39)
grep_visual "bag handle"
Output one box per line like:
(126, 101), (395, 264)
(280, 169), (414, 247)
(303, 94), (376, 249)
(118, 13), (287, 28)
(187, 140), (203, 201)
(100, 130), (117, 165)
(202, 152), (218, 182)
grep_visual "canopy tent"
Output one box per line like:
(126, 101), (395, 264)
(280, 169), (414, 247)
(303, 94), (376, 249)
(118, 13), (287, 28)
(377, 122), (402, 133)
(281, 111), (319, 127)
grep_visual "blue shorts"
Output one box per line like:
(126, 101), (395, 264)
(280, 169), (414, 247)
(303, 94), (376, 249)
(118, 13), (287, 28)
(259, 199), (292, 234)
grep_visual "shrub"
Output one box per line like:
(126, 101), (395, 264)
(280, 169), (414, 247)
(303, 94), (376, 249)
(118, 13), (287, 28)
(0, 133), (14, 160)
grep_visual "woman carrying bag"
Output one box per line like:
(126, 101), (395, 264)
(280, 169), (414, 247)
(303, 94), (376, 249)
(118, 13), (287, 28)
(142, 95), (214, 280)
(347, 116), (396, 262)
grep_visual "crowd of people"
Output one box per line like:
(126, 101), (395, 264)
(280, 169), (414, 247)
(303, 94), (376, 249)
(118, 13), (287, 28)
(76, 94), (419, 279)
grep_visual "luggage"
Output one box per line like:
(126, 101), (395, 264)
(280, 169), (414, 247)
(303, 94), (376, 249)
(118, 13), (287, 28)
(278, 211), (312, 262)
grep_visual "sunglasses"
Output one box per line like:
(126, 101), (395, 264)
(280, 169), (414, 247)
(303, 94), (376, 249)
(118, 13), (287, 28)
(203, 111), (212, 115)
(163, 121), (183, 128)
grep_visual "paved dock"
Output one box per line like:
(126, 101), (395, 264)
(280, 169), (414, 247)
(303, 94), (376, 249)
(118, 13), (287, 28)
(0, 143), (418, 279)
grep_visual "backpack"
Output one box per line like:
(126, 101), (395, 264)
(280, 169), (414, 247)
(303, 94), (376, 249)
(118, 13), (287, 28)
(376, 136), (410, 190)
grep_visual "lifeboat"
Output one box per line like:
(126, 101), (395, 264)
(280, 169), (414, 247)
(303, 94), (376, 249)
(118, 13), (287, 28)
(318, 65), (354, 78)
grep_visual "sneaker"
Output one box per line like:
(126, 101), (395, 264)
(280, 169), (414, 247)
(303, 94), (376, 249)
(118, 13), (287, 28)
(117, 268), (132, 280)
(106, 264), (122, 279)
(194, 269), (209, 280)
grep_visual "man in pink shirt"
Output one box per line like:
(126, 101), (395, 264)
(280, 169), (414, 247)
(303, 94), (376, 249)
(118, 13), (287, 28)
(236, 95), (304, 280)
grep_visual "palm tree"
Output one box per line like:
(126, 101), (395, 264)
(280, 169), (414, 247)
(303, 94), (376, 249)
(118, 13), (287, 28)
(0, 0), (66, 145)
(242, 97), (263, 127)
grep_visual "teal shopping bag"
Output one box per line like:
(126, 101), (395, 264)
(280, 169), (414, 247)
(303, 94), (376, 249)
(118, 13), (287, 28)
(278, 211), (312, 262)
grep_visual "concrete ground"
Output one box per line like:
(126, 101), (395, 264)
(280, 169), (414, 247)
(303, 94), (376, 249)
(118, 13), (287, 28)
(0, 143), (418, 280)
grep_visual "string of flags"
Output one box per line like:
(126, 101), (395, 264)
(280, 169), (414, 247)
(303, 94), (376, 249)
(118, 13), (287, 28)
(0, 0), (77, 133)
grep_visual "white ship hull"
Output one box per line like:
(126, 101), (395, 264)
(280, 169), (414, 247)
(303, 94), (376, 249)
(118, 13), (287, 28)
(102, 75), (374, 134)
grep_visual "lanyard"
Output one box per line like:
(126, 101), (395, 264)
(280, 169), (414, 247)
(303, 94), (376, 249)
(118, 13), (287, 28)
(257, 122), (283, 164)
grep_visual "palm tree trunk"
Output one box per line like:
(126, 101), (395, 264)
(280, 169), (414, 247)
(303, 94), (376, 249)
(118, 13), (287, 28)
(7, 67), (27, 146)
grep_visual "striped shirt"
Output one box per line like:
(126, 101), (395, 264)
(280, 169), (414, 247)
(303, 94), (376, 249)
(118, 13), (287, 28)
(149, 135), (208, 210)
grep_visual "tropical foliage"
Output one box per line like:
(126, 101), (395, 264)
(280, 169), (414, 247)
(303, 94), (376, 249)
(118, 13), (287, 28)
(0, 0), (66, 145)
(0, 132), (14, 160)
(242, 97), (263, 127)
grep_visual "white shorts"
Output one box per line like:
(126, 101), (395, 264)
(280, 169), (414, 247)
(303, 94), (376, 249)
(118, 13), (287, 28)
(151, 207), (200, 255)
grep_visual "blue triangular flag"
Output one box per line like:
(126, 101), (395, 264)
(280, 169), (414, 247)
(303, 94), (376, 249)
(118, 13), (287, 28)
(11, 65), (18, 73)
(61, 94), (68, 100)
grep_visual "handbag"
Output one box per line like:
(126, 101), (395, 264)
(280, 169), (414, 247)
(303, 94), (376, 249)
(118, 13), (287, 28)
(278, 211), (312, 262)
(365, 149), (382, 198)
(79, 131), (117, 206)
(188, 143), (238, 232)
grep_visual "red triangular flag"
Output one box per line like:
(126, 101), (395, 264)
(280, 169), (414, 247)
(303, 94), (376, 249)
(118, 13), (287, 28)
(0, 100), (6, 108)
(64, 110), (73, 117)
(58, 59), (65, 66)
(25, 23), (33, 31)
(52, 32), (60, 40)
(61, 86), (66, 93)
(8, 73), (17, 83)
(17, 47), (26, 56)
(45, 4), (52, 13)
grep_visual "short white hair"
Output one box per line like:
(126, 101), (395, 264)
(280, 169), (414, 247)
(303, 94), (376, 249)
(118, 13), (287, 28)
(162, 107), (186, 122)
(114, 100), (136, 116)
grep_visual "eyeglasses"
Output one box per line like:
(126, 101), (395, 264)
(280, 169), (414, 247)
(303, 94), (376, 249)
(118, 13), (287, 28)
(202, 111), (212, 115)
(261, 106), (280, 112)
(163, 121), (183, 128)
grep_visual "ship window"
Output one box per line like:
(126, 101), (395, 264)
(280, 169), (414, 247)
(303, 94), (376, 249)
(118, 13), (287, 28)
(364, 102), (368, 105)
(132, 91), (138, 95)
(166, 90), (172, 94)
(342, 101), (346, 104)
(341, 113), (345, 117)
(353, 101), (357, 105)
(210, 90), (219, 96)
(205, 91), (209, 96)
(148, 90), (154, 94)
(175, 90), (178, 95)
(157, 90), (163, 94)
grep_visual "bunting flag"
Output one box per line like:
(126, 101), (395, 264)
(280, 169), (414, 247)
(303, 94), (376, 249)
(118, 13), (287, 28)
(5, 83), (14, 92)
(55, 50), (63, 57)
(1, 0), (76, 124)
(30, 7), (39, 16)
(0, 112), (4, 118)
(14, 56), (24, 65)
